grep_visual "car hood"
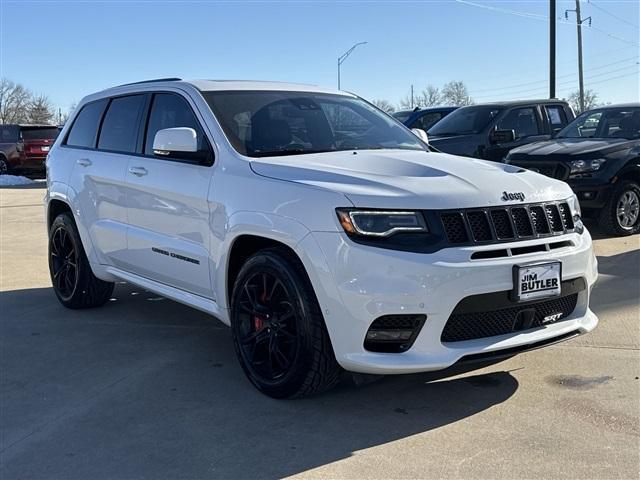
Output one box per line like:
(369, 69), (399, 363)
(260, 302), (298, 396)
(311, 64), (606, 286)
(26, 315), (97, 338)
(509, 138), (638, 159)
(249, 149), (572, 209)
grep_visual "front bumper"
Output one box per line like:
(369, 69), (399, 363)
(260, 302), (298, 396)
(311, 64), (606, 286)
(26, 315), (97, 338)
(568, 179), (613, 211)
(298, 229), (598, 374)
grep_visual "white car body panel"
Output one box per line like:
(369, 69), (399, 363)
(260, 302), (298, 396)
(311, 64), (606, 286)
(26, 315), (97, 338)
(46, 79), (599, 375)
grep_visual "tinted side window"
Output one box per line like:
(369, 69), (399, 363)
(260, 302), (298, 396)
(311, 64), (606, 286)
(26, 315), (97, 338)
(66, 100), (108, 148)
(412, 112), (442, 131)
(546, 106), (568, 129)
(497, 107), (541, 138)
(98, 95), (145, 153)
(144, 93), (208, 156)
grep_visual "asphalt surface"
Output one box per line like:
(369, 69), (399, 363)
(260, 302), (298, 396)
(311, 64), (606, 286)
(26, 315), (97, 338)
(1, 183), (639, 479)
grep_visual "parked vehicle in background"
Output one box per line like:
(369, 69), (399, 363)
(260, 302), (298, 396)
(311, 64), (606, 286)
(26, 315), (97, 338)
(392, 106), (458, 131)
(0, 124), (60, 176)
(45, 79), (597, 398)
(506, 104), (640, 236)
(427, 100), (574, 162)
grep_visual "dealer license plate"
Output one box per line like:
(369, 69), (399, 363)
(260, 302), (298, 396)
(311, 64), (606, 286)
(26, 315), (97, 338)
(514, 261), (561, 301)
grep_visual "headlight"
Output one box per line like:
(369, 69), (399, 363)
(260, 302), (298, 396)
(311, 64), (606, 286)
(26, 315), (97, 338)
(569, 158), (606, 175)
(336, 209), (428, 237)
(567, 194), (584, 234)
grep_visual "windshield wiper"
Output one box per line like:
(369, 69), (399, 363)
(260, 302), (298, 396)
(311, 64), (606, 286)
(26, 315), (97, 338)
(250, 147), (336, 158)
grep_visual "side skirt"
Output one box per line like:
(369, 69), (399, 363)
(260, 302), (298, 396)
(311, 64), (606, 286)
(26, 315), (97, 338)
(103, 266), (230, 325)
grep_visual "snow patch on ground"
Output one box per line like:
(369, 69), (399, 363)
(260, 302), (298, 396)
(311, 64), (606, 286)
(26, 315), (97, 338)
(0, 175), (35, 187)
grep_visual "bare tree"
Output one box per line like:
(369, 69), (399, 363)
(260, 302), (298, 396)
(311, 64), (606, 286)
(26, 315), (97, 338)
(0, 78), (32, 123)
(419, 85), (441, 107)
(371, 99), (395, 114)
(568, 89), (600, 114)
(441, 81), (474, 106)
(27, 94), (55, 124)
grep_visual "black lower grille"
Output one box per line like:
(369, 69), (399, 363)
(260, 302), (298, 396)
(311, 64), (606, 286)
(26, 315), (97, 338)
(441, 293), (579, 342)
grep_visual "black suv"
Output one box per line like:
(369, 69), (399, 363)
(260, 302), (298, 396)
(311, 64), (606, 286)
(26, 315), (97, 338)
(427, 100), (574, 162)
(506, 104), (640, 236)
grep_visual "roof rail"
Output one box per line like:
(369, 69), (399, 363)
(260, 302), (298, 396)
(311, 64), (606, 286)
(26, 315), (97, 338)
(115, 77), (182, 87)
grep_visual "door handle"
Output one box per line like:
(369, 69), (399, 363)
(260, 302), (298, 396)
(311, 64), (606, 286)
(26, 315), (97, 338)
(128, 167), (148, 177)
(77, 158), (92, 167)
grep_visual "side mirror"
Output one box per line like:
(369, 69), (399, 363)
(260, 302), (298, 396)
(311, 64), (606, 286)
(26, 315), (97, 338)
(153, 127), (198, 156)
(490, 129), (516, 145)
(411, 128), (429, 144)
(551, 127), (562, 138)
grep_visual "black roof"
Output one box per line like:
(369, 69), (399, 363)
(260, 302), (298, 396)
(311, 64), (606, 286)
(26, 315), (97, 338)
(394, 106), (458, 114)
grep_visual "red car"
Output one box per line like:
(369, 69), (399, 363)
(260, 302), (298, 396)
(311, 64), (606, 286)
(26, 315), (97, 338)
(0, 124), (60, 177)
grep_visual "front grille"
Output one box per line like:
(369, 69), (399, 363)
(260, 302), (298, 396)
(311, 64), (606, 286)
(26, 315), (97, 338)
(440, 202), (574, 246)
(441, 293), (579, 342)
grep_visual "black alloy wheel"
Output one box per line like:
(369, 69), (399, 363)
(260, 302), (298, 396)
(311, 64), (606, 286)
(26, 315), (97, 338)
(50, 224), (79, 301)
(48, 212), (114, 309)
(230, 248), (341, 398)
(236, 270), (300, 382)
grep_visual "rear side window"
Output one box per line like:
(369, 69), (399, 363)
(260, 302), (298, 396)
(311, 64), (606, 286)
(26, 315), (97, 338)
(546, 106), (568, 129)
(0, 125), (19, 143)
(66, 100), (107, 148)
(98, 95), (145, 153)
(144, 93), (208, 156)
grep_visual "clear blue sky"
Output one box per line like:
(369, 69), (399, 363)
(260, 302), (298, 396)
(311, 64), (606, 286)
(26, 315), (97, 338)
(1, 0), (638, 114)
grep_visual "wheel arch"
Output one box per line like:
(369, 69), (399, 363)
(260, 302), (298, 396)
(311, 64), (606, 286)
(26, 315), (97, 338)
(615, 162), (640, 184)
(47, 198), (73, 230)
(225, 234), (307, 309)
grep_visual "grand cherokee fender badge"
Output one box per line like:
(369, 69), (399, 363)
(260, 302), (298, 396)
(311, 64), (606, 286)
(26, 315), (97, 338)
(502, 191), (526, 202)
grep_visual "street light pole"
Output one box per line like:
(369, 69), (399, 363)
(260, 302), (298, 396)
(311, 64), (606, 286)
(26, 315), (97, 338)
(337, 42), (367, 90)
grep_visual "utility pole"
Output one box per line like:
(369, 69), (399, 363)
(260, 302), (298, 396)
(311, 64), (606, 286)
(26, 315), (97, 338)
(411, 84), (414, 108)
(550, 0), (556, 98)
(566, 0), (591, 112)
(337, 42), (367, 90)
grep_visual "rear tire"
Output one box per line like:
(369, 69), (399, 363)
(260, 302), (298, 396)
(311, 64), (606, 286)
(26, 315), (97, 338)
(48, 212), (114, 309)
(599, 180), (640, 236)
(230, 247), (341, 398)
(0, 156), (9, 175)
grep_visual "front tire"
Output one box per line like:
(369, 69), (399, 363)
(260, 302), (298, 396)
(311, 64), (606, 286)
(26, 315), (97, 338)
(230, 248), (341, 398)
(48, 212), (114, 309)
(599, 180), (640, 236)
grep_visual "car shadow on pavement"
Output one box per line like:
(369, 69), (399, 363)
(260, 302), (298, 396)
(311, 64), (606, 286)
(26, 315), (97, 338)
(591, 247), (640, 314)
(0, 283), (519, 480)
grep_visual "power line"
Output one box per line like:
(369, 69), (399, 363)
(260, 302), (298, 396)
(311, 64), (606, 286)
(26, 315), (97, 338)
(473, 65), (639, 99)
(455, 0), (639, 47)
(587, 0), (639, 30)
(469, 57), (638, 93)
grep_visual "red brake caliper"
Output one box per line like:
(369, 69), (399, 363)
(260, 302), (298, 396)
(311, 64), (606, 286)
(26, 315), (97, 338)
(253, 286), (269, 331)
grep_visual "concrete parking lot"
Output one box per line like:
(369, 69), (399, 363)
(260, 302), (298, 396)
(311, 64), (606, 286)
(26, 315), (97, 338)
(1, 183), (638, 480)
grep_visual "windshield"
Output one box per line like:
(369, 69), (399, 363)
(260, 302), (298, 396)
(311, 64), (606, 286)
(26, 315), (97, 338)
(428, 106), (502, 136)
(21, 127), (59, 140)
(557, 107), (640, 140)
(392, 111), (412, 123)
(203, 91), (425, 158)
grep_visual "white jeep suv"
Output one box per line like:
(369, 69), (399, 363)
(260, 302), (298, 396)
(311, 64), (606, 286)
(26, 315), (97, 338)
(45, 79), (598, 398)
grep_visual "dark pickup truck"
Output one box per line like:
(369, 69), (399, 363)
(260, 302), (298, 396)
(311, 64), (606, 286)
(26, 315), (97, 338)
(427, 100), (574, 162)
(506, 104), (640, 236)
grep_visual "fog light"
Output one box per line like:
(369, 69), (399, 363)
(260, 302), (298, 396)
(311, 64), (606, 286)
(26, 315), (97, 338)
(366, 330), (413, 341)
(581, 191), (595, 200)
(364, 314), (427, 353)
